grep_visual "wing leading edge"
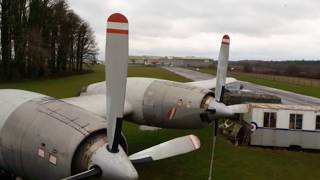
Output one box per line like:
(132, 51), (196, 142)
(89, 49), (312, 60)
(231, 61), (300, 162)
(62, 94), (133, 119)
(185, 77), (237, 90)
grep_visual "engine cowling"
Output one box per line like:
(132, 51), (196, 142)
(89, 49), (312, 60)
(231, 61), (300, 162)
(0, 90), (127, 180)
(140, 79), (214, 128)
(81, 78), (216, 129)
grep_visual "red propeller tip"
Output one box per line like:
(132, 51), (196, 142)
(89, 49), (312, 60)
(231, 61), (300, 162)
(107, 13), (128, 23)
(222, 34), (230, 45)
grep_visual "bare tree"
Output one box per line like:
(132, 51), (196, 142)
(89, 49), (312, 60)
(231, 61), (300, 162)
(0, 0), (98, 81)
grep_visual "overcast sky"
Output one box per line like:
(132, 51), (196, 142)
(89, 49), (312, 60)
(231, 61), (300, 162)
(68, 0), (320, 61)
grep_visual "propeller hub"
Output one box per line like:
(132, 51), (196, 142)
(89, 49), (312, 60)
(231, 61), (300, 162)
(90, 144), (138, 180)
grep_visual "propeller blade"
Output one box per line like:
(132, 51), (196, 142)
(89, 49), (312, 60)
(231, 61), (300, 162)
(206, 35), (233, 119)
(105, 13), (129, 152)
(228, 104), (249, 114)
(215, 34), (230, 102)
(207, 100), (234, 119)
(62, 168), (101, 180)
(208, 35), (230, 180)
(129, 135), (201, 164)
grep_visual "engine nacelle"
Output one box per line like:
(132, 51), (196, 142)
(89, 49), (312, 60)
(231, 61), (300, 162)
(125, 78), (214, 128)
(81, 77), (216, 129)
(0, 90), (127, 180)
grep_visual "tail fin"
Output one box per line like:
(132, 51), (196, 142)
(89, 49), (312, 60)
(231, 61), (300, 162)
(215, 34), (230, 102)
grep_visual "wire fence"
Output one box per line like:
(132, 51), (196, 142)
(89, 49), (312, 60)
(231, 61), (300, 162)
(241, 73), (320, 87)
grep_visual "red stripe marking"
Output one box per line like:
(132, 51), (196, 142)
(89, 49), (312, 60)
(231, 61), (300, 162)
(222, 34), (230, 45)
(107, 28), (128, 35)
(107, 13), (128, 23)
(222, 41), (230, 45)
(166, 109), (172, 119)
(188, 135), (200, 149)
(167, 107), (176, 120)
(189, 137), (196, 149)
(171, 109), (177, 119)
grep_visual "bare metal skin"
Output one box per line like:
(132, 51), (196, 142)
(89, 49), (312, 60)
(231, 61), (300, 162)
(71, 77), (233, 129)
(0, 90), (128, 180)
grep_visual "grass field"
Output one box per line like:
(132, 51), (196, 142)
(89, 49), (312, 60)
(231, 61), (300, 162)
(1, 65), (320, 180)
(189, 67), (320, 98)
(0, 65), (190, 98)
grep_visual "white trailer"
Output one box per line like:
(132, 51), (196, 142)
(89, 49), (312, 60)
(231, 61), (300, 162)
(242, 103), (320, 150)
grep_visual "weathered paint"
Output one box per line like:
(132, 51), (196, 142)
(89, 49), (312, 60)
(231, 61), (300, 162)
(0, 90), (46, 170)
(0, 90), (128, 179)
(80, 77), (215, 129)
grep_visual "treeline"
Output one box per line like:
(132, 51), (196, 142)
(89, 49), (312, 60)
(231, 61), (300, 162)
(231, 60), (320, 79)
(0, 0), (98, 81)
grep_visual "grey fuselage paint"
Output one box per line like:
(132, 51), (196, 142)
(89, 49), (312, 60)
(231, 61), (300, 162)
(0, 94), (127, 180)
(82, 78), (216, 129)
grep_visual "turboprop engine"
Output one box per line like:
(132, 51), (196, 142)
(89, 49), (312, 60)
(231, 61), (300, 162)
(80, 77), (233, 129)
(76, 34), (237, 130)
(139, 79), (215, 128)
(0, 90), (128, 180)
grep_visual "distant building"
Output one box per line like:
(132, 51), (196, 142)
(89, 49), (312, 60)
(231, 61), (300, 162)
(129, 56), (145, 64)
(165, 57), (213, 67)
(129, 55), (213, 67)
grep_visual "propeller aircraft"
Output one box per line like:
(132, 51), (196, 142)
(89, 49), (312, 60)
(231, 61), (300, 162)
(0, 13), (245, 179)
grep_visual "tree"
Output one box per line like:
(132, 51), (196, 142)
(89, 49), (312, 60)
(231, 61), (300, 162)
(1, 0), (13, 80)
(0, 0), (98, 81)
(243, 63), (253, 73)
(285, 64), (300, 76)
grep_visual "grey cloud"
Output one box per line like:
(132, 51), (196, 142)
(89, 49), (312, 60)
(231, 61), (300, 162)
(68, 0), (320, 60)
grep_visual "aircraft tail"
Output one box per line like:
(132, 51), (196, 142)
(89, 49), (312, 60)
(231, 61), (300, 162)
(215, 35), (230, 102)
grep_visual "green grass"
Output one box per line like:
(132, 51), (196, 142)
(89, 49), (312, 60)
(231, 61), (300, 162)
(190, 67), (320, 98)
(125, 122), (320, 180)
(1, 65), (320, 179)
(0, 65), (190, 98)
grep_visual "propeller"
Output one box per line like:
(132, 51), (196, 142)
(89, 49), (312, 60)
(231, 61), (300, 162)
(205, 35), (249, 179)
(207, 34), (233, 119)
(62, 13), (201, 180)
(130, 134), (200, 164)
(90, 12), (138, 180)
(63, 13), (137, 180)
(207, 34), (232, 180)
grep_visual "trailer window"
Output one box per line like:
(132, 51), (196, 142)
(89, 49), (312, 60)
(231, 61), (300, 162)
(316, 116), (320, 130)
(289, 114), (303, 130)
(263, 112), (276, 128)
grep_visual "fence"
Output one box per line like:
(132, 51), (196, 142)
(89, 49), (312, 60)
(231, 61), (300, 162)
(238, 73), (320, 87)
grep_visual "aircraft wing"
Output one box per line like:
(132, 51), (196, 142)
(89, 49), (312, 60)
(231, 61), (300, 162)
(62, 94), (133, 119)
(185, 77), (237, 90)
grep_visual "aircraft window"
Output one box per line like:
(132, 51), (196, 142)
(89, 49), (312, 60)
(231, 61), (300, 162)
(289, 114), (303, 130)
(316, 116), (320, 130)
(263, 112), (277, 128)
